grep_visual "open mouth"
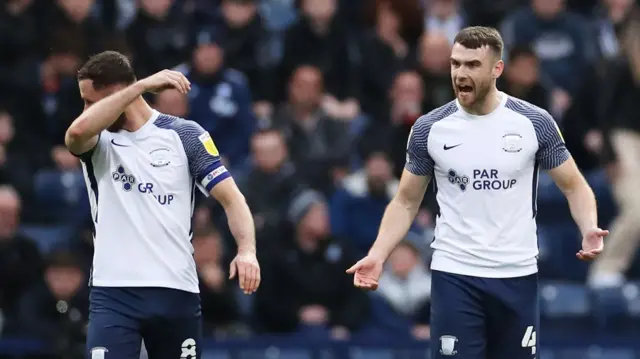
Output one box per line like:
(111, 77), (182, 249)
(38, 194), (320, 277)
(457, 85), (473, 93)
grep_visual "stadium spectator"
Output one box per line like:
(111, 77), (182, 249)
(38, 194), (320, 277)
(181, 28), (257, 169)
(588, 1), (640, 288)
(153, 89), (189, 118)
(0, 0), (43, 100)
(424, 0), (466, 44)
(217, 0), (273, 117)
(125, 0), (194, 79)
(193, 228), (241, 337)
(17, 251), (88, 359)
(501, 0), (594, 118)
(280, 0), (360, 120)
(0, 186), (43, 328)
(255, 190), (369, 338)
(330, 150), (401, 255)
(498, 46), (550, 109)
(414, 32), (455, 111)
(0, 109), (35, 197)
(238, 128), (306, 239)
(273, 65), (351, 195)
(370, 241), (431, 340)
(359, 0), (417, 121)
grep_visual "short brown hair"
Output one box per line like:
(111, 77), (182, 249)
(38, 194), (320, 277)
(77, 51), (136, 90)
(454, 26), (504, 58)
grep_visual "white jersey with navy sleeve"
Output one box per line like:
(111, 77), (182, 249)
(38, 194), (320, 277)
(406, 93), (570, 278)
(79, 110), (230, 293)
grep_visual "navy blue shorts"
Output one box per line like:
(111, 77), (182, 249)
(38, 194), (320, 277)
(430, 270), (539, 359)
(86, 287), (202, 359)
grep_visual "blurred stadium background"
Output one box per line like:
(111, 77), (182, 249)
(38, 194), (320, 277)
(1, 0), (640, 358)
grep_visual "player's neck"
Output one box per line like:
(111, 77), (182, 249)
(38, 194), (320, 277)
(122, 97), (154, 132)
(462, 87), (502, 116)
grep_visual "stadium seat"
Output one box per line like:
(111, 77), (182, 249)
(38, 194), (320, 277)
(591, 284), (640, 334)
(33, 170), (88, 223)
(539, 282), (593, 336)
(349, 348), (394, 359)
(19, 225), (75, 253)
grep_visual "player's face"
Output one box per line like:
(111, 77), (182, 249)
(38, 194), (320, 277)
(79, 79), (127, 131)
(450, 43), (502, 108)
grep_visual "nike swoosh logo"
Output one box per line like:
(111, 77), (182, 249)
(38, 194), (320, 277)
(443, 143), (462, 150)
(111, 139), (129, 147)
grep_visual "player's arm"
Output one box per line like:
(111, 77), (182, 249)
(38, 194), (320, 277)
(65, 70), (190, 155)
(209, 180), (256, 254)
(368, 171), (430, 261)
(548, 158), (597, 236)
(182, 122), (259, 293)
(538, 111), (608, 260)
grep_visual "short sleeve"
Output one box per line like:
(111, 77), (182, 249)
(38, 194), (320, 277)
(405, 119), (435, 177)
(534, 111), (570, 170)
(174, 120), (231, 192)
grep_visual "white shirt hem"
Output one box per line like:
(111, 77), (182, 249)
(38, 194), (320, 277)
(91, 279), (200, 294)
(430, 251), (538, 278)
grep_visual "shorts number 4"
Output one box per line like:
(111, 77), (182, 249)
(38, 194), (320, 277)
(521, 326), (537, 355)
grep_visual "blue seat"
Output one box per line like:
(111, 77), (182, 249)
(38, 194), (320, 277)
(33, 170), (88, 223)
(19, 225), (74, 253)
(540, 282), (590, 316)
(349, 349), (394, 359)
(591, 285), (640, 333)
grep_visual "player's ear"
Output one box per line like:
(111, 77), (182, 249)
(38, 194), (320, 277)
(492, 60), (504, 79)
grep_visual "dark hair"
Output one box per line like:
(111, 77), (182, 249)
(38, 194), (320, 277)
(454, 26), (504, 58)
(77, 51), (136, 90)
(508, 46), (537, 62)
(46, 251), (82, 270)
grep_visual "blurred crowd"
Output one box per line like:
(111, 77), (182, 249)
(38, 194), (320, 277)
(1, 0), (640, 357)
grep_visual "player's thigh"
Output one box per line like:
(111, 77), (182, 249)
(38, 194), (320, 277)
(142, 315), (203, 359)
(86, 309), (142, 359)
(430, 270), (487, 359)
(486, 275), (539, 359)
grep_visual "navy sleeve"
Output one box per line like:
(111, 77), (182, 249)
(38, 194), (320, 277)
(173, 120), (231, 191)
(533, 110), (571, 170)
(405, 116), (435, 177)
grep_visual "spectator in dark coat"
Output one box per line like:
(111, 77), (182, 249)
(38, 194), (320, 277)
(18, 251), (88, 359)
(0, 186), (43, 329)
(181, 27), (257, 169)
(255, 190), (370, 340)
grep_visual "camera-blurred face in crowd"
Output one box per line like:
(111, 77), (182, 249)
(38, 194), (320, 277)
(301, 0), (336, 28)
(365, 152), (393, 198)
(0, 187), (20, 240)
(419, 33), (451, 75)
(46, 263), (84, 300)
(428, 0), (458, 20)
(505, 49), (539, 88)
(193, 42), (224, 76)
(289, 66), (323, 110)
(390, 71), (424, 124)
(388, 242), (420, 279)
(57, 0), (94, 23)
(605, 0), (635, 23)
(5, 0), (33, 14)
(0, 112), (15, 147)
(376, 1), (400, 37)
(192, 229), (223, 268)
(531, 0), (565, 20)
(222, 0), (257, 28)
(298, 201), (330, 242)
(154, 89), (188, 118)
(139, 0), (173, 18)
(251, 129), (288, 174)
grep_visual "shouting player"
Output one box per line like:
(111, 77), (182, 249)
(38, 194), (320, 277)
(347, 27), (607, 358)
(65, 51), (260, 359)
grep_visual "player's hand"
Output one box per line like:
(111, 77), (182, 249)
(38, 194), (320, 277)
(346, 255), (384, 291)
(229, 250), (260, 294)
(138, 69), (191, 95)
(577, 227), (608, 261)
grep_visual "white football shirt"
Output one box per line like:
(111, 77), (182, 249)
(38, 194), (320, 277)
(78, 110), (230, 293)
(406, 93), (570, 278)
